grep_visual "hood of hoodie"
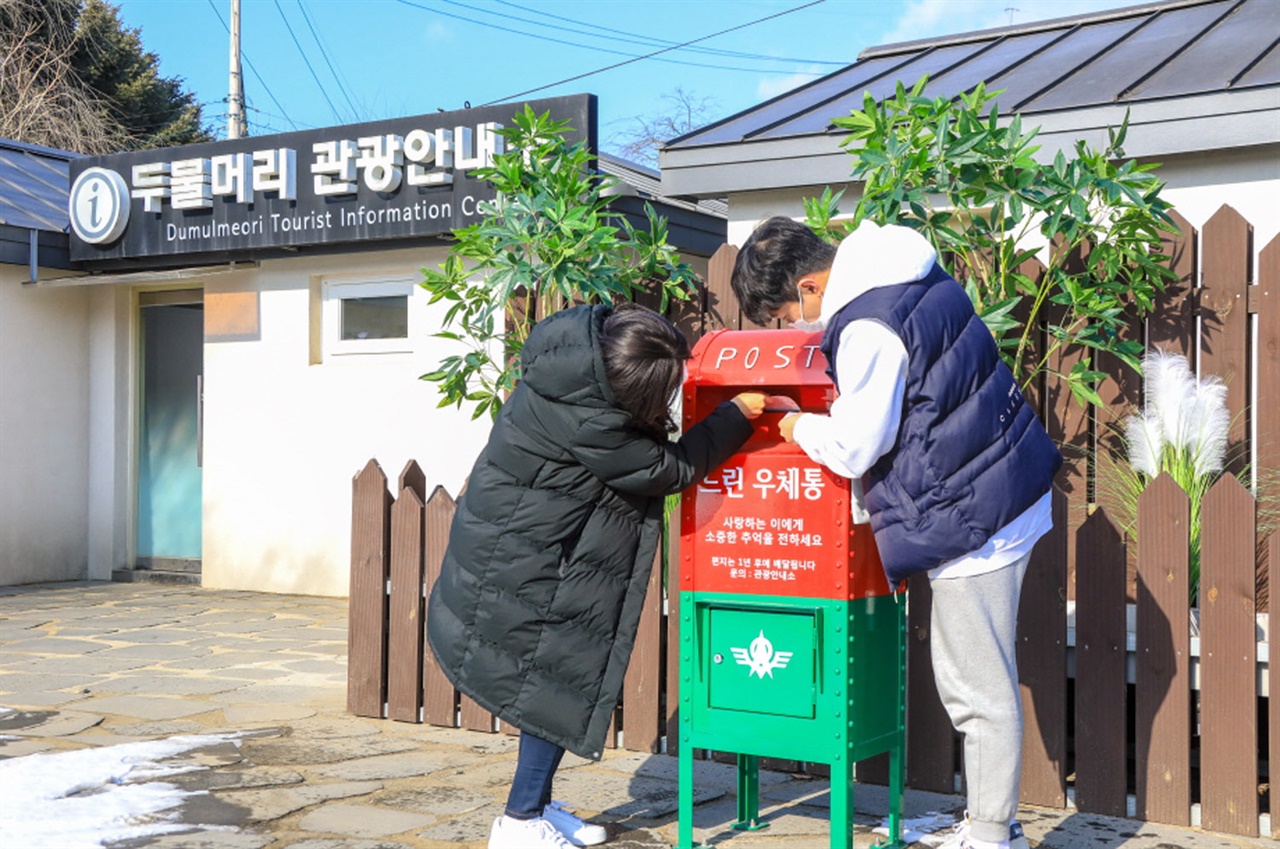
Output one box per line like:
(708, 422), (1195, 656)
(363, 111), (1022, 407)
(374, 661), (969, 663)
(519, 304), (618, 411)
(818, 220), (939, 326)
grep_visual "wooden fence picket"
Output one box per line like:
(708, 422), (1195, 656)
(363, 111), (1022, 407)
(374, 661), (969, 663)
(1198, 474), (1257, 836)
(704, 243), (741, 331)
(621, 548), (664, 753)
(1018, 487), (1068, 807)
(1135, 473), (1190, 824)
(1257, 235), (1279, 613)
(422, 486), (458, 727)
(1150, 210), (1198, 364)
(348, 460), (391, 718)
(1073, 506), (1128, 816)
(388, 481), (425, 723)
(1199, 207), (1251, 480)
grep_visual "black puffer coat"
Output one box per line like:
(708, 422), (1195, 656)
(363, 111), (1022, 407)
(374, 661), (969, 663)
(427, 304), (752, 759)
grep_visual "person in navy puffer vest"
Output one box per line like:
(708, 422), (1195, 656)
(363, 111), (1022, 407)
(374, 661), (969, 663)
(732, 217), (1061, 849)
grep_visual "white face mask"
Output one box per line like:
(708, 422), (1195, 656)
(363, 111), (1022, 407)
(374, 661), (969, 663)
(789, 286), (826, 332)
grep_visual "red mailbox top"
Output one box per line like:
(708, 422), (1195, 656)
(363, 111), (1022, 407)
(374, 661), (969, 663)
(680, 329), (894, 601)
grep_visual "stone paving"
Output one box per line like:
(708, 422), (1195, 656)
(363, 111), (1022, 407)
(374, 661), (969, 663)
(0, 582), (1271, 849)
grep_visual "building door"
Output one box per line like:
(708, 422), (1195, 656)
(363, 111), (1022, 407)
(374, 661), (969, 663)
(137, 291), (203, 573)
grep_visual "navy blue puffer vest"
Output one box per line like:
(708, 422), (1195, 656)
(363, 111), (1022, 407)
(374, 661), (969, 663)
(820, 264), (1061, 583)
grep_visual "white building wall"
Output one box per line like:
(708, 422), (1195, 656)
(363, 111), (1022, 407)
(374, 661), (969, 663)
(0, 268), (91, 585)
(86, 284), (134, 581)
(201, 247), (492, 597)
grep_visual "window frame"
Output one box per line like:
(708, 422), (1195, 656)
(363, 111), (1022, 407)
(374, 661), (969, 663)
(321, 276), (416, 358)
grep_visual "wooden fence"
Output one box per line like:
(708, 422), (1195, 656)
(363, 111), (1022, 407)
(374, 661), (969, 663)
(349, 205), (1277, 838)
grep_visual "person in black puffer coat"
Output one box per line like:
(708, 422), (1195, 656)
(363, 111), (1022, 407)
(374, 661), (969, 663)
(427, 303), (776, 849)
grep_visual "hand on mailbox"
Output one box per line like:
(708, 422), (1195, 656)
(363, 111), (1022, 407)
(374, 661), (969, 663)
(729, 392), (768, 419)
(778, 411), (803, 443)
(731, 393), (800, 420)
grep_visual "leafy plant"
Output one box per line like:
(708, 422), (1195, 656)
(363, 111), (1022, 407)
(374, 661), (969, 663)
(420, 104), (698, 420)
(806, 75), (1178, 407)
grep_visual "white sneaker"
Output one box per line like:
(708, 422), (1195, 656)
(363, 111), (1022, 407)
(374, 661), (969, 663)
(935, 812), (1029, 849)
(542, 800), (607, 846)
(488, 815), (575, 849)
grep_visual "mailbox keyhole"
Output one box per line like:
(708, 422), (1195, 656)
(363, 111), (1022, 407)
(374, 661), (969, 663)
(713, 653), (724, 664)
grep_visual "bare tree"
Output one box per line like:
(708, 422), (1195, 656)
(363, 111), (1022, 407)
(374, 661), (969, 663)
(0, 0), (125, 153)
(607, 87), (718, 168)
(1, 0), (209, 154)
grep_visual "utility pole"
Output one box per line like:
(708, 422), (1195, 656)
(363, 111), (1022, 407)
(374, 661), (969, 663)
(228, 0), (248, 139)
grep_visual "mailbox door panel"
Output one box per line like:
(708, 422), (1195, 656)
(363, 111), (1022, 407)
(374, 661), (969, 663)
(706, 607), (816, 719)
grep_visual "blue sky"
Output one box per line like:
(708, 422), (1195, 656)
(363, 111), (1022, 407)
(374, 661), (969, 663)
(116, 0), (1148, 154)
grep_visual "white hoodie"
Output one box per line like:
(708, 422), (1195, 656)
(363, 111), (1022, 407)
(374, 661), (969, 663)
(791, 220), (1051, 581)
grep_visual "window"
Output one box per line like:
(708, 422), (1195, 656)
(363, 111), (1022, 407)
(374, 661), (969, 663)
(341, 295), (408, 340)
(322, 277), (415, 357)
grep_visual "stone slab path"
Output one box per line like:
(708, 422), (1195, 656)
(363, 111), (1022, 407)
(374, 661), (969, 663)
(0, 582), (1269, 849)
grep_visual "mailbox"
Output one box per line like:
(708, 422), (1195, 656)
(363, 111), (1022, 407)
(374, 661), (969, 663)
(675, 329), (906, 849)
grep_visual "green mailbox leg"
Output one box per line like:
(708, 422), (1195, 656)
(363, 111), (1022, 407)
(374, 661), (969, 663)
(829, 755), (854, 849)
(872, 742), (907, 849)
(731, 754), (768, 831)
(676, 742), (697, 849)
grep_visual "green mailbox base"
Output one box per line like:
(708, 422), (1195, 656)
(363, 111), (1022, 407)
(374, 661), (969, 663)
(674, 591), (907, 849)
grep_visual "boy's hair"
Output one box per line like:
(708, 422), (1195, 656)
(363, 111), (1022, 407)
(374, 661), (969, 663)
(601, 302), (690, 437)
(731, 216), (837, 326)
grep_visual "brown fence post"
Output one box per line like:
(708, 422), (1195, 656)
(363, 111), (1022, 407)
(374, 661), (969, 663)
(349, 459), (391, 718)
(387, 464), (426, 723)
(1135, 472), (1190, 824)
(422, 485), (459, 727)
(621, 546), (664, 753)
(1199, 206), (1252, 480)
(666, 530), (683, 756)
(1018, 486), (1068, 807)
(1257, 235), (1279, 614)
(1073, 506), (1128, 815)
(1270, 532), (1280, 817)
(1150, 210), (1199, 365)
(704, 243), (742, 331)
(1198, 474), (1258, 836)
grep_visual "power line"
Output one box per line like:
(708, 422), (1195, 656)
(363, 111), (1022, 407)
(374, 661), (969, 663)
(489, 0), (847, 66)
(273, 0), (344, 124)
(205, 0), (299, 130)
(394, 0), (828, 76)
(296, 0), (361, 121)
(482, 1), (828, 107)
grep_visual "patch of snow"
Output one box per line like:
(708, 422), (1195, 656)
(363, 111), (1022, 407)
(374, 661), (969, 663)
(0, 732), (246, 849)
(0, 706), (15, 716)
(874, 810), (959, 845)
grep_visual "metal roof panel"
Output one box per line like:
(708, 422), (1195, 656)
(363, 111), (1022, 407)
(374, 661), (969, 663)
(759, 29), (1067, 139)
(749, 41), (1000, 138)
(1021, 1), (1229, 111)
(0, 141), (74, 233)
(1130, 0), (1280, 97)
(1234, 39), (1280, 88)
(995, 16), (1152, 110)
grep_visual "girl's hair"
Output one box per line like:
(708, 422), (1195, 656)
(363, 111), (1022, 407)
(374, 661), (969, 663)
(601, 303), (690, 437)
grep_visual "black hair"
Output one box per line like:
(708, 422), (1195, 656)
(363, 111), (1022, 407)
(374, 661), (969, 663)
(731, 216), (837, 326)
(601, 303), (690, 437)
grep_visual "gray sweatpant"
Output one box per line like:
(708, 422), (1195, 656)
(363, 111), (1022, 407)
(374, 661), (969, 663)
(929, 554), (1029, 845)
